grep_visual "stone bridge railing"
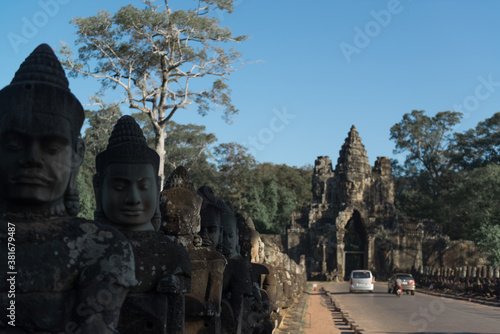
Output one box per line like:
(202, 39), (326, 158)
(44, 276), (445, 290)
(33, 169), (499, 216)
(412, 266), (500, 299)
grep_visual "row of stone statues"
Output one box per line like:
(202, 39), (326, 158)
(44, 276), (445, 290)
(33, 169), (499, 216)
(0, 44), (306, 333)
(412, 266), (500, 300)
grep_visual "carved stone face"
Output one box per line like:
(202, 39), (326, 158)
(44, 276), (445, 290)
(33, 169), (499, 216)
(0, 112), (82, 208)
(101, 163), (158, 231)
(263, 243), (276, 264)
(237, 216), (252, 259)
(199, 205), (221, 251)
(160, 188), (202, 235)
(258, 237), (265, 263)
(250, 231), (260, 263)
(221, 214), (239, 257)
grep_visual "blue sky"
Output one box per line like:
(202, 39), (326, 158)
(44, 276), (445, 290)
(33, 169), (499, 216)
(1, 0), (500, 168)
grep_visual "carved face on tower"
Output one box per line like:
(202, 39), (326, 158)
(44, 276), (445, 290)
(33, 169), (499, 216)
(0, 44), (84, 215)
(198, 186), (222, 251)
(95, 115), (160, 231)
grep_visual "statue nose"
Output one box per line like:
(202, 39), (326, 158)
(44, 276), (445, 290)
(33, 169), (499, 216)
(125, 185), (142, 205)
(20, 142), (44, 168)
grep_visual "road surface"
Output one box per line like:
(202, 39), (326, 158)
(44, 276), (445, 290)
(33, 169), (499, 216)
(324, 281), (500, 333)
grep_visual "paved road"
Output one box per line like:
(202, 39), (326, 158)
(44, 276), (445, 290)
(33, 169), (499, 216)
(324, 282), (500, 333)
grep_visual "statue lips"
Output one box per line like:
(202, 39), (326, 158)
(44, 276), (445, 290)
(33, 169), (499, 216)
(121, 209), (144, 216)
(202, 238), (214, 248)
(11, 173), (52, 186)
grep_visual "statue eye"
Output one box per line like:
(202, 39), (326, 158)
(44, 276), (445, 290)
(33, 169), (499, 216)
(45, 143), (64, 154)
(112, 181), (126, 191)
(139, 180), (151, 190)
(42, 136), (69, 154)
(2, 133), (25, 150)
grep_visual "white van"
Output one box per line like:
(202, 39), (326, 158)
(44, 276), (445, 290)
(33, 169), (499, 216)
(349, 269), (374, 293)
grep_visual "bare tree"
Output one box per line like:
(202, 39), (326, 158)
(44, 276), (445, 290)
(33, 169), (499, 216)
(60, 0), (247, 185)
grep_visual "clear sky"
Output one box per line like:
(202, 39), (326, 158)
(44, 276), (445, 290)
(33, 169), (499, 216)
(1, 0), (500, 168)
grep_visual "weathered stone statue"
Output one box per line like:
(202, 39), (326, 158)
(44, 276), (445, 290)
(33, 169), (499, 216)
(245, 218), (278, 331)
(236, 215), (274, 334)
(160, 172), (226, 334)
(217, 200), (254, 333)
(260, 235), (285, 322)
(0, 44), (135, 333)
(94, 115), (191, 334)
(160, 166), (203, 250)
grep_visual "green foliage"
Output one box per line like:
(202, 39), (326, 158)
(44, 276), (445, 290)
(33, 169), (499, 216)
(77, 171), (95, 220)
(476, 223), (500, 267)
(236, 163), (312, 234)
(436, 164), (500, 240)
(390, 110), (462, 195)
(391, 110), (500, 264)
(83, 104), (122, 173)
(449, 112), (500, 170)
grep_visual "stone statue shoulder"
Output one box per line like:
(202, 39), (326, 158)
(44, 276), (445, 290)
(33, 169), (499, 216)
(223, 257), (253, 296)
(121, 230), (191, 294)
(0, 216), (135, 291)
(0, 216), (135, 332)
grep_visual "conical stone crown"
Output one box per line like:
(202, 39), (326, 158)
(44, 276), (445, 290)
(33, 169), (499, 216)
(164, 166), (196, 191)
(107, 115), (147, 149)
(11, 43), (70, 90)
(96, 115), (159, 174)
(0, 43), (84, 140)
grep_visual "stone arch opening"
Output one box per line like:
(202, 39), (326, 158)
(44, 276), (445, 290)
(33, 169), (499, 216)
(343, 210), (368, 277)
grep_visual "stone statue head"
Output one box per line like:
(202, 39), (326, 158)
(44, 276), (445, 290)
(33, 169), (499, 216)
(94, 115), (160, 231)
(217, 199), (240, 257)
(0, 44), (85, 216)
(236, 213), (252, 259)
(261, 236), (277, 265)
(246, 217), (263, 263)
(160, 166), (203, 236)
(197, 185), (222, 251)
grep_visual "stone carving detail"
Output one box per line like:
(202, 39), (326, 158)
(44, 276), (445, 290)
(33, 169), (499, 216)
(161, 176), (226, 333)
(0, 44), (135, 333)
(94, 115), (191, 334)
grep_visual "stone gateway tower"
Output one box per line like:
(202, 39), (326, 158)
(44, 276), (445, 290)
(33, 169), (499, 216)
(287, 126), (484, 280)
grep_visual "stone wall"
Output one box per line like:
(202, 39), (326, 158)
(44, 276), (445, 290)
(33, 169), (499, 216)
(413, 265), (500, 299)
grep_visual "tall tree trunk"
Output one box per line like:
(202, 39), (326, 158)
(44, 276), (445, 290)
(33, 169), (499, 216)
(155, 124), (167, 190)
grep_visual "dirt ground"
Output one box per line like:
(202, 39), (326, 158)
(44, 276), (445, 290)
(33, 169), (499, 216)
(301, 284), (354, 334)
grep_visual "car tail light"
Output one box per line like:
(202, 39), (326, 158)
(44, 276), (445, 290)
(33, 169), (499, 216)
(410, 280), (415, 285)
(371, 278), (374, 284)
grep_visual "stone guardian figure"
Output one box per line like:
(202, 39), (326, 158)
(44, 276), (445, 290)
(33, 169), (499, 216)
(93, 115), (191, 334)
(0, 44), (135, 333)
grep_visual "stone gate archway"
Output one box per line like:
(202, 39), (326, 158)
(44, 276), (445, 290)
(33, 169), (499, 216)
(343, 211), (367, 275)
